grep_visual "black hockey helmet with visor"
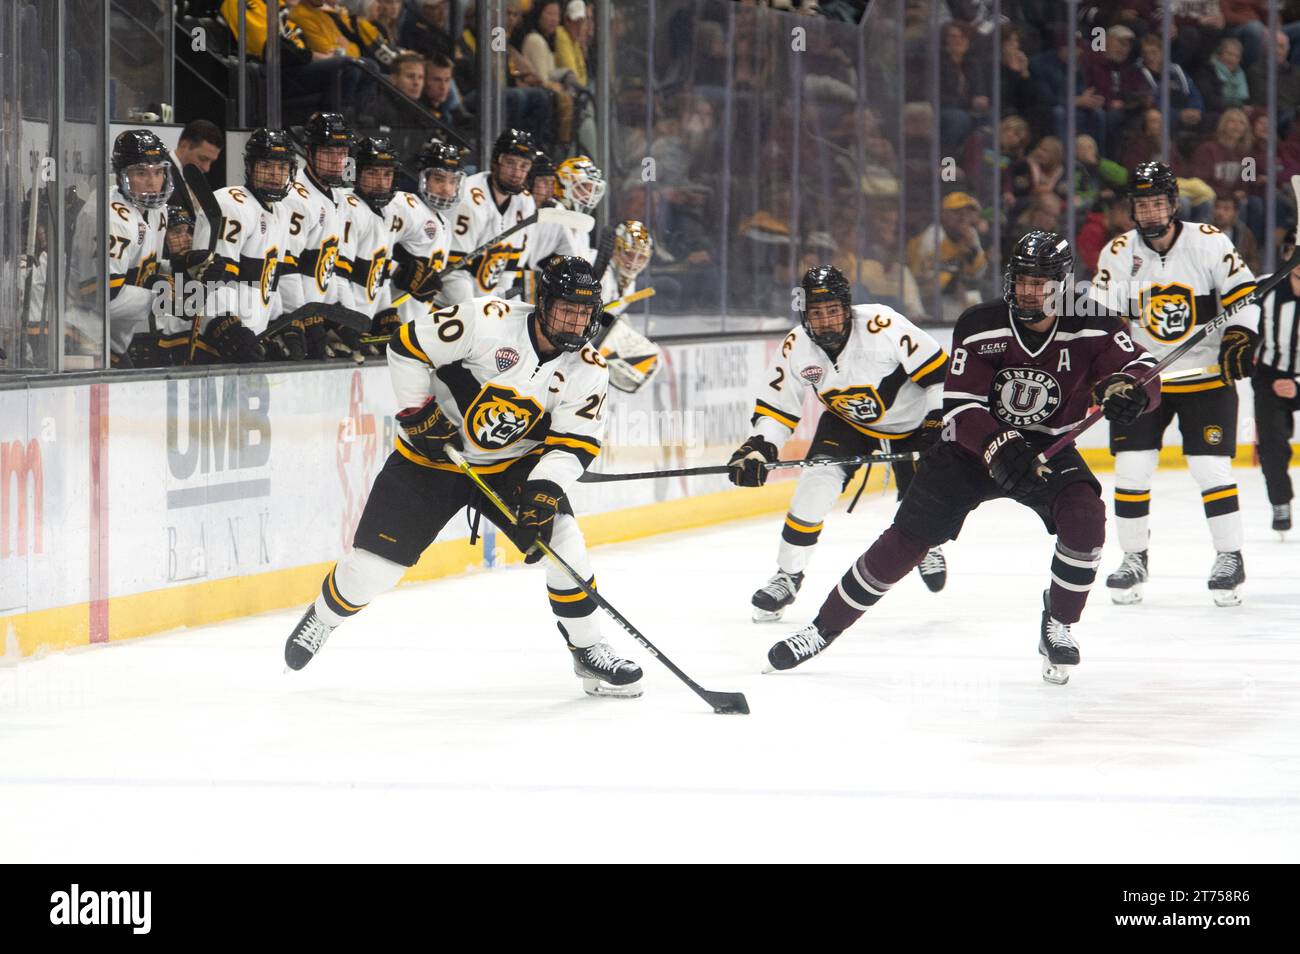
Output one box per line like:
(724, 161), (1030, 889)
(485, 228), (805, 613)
(537, 256), (603, 353)
(800, 265), (853, 352)
(302, 111), (355, 185)
(1128, 160), (1179, 240)
(490, 128), (536, 195)
(414, 138), (466, 212)
(112, 129), (174, 212)
(244, 127), (298, 203)
(353, 136), (399, 214)
(1004, 230), (1073, 324)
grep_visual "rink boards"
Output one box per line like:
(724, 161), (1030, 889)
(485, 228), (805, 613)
(0, 334), (1275, 658)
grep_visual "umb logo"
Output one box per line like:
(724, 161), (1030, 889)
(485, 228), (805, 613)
(1, 438), (43, 559)
(49, 884), (151, 934)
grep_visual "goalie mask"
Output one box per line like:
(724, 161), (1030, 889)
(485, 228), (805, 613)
(612, 220), (653, 281)
(799, 265), (853, 353)
(414, 139), (466, 213)
(112, 129), (174, 212)
(1004, 230), (1073, 324)
(244, 127), (298, 204)
(536, 256), (603, 353)
(555, 156), (606, 215)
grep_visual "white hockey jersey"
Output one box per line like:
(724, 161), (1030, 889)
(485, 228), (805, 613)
(750, 304), (948, 446)
(377, 190), (450, 324)
(1088, 221), (1260, 392)
(192, 185), (289, 336)
(386, 295), (608, 492)
(441, 172), (536, 303)
(599, 269), (637, 316)
(105, 187), (167, 352)
(278, 170), (347, 315)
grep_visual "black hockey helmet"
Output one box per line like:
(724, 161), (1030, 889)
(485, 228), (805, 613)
(302, 111), (354, 185)
(244, 127), (297, 203)
(800, 265), (853, 352)
(1128, 160), (1179, 239)
(414, 138), (466, 212)
(536, 255), (603, 352)
(490, 128), (536, 195)
(165, 207), (195, 256)
(1004, 230), (1073, 324)
(353, 136), (399, 214)
(112, 129), (174, 211)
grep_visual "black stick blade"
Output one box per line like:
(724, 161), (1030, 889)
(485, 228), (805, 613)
(704, 691), (750, 715)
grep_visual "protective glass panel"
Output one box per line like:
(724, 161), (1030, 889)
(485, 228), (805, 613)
(110, 0), (172, 121)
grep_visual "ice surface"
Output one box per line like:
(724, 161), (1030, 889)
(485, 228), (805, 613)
(2, 468), (1298, 862)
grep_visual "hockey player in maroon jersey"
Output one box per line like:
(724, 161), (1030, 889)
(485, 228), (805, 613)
(766, 232), (1162, 684)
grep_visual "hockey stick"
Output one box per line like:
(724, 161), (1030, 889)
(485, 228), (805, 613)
(446, 447), (750, 715)
(591, 224), (616, 282)
(1039, 227), (1300, 462)
(577, 451), (921, 484)
(445, 206), (594, 277)
(183, 164), (224, 363)
(603, 287), (655, 311)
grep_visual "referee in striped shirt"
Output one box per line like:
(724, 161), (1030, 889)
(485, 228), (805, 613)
(1254, 241), (1300, 534)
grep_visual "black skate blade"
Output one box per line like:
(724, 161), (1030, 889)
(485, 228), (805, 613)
(702, 690), (750, 715)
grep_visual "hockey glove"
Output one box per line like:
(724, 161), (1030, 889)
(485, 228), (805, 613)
(1092, 372), (1149, 425)
(513, 479), (564, 564)
(262, 318), (308, 361)
(396, 397), (461, 462)
(125, 331), (183, 368)
(1218, 327), (1257, 383)
(204, 314), (266, 363)
(983, 429), (1050, 501)
(301, 311), (329, 360)
(915, 410), (946, 452)
(369, 308), (403, 354)
(727, 435), (778, 487)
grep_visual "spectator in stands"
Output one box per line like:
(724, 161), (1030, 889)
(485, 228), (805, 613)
(906, 191), (989, 319)
(1172, 1), (1227, 74)
(1007, 135), (1068, 215)
(1001, 27), (1037, 120)
(403, 0), (454, 60)
(1028, 33), (1106, 146)
(516, 0), (581, 149)
(1120, 106), (1166, 170)
(503, 0), (558, 153)
(1006, 192), (1064, 259)
(368, 0), (402, 45)
(1213, 192), (1262, 272)
(388, 52), (425, 101)
(1198, 36), (1251, 116)
(421, 54), (476, 144)
(1073, 133), (1127, 213)
(1248, 31), (1300, 130)
(1136, 32), (1205, 136)
(1222, 0), (1269, 68)
(290, 1), (384, 62)
(554, 1), (597, 156)
(1076, 193), (1135, 279)
(858, 198), (927, 321)
(1084, 24), (1147, 156)
(1191, 106), (1265, 239)
(220, 0), (359, 110)
(937, 20), (991, 155)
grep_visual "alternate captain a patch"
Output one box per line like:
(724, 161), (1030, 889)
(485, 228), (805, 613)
(1141, 282), (1197, 343)
(992, 367), (1062, 427)
(464, 384), (545, 451)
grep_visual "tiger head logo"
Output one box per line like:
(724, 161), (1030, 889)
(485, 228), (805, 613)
(316, 236), (340, 293)
(1142, 283), (1196, 343)
(260, 247), (279, 306)
(820, 385), (885, 427)
(365, 247), (388, 302)
(465, 385), (544, 451)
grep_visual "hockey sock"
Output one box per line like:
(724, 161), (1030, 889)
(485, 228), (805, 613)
(1188, 456), (1243, 552)
(1113, 449), (1157, 553)
(544, 515), (600, 645)
(1050, 482), (1105, 624)
(776, 467), (844, 573)
(315, 547), (407, 626)
(815, 525), (929, 633)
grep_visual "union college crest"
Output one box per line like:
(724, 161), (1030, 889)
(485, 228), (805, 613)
(464, 384), (544, 451)
(993, 368), (1061, 427)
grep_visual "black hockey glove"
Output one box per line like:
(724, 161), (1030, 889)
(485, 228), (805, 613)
(1092, 372), (1149, 425)
(301, 310), (329, 360)
(125, 331), (182, 368)
(1218, 327), (1258, 383)
(262, 318), (307, 361)
(513, 479), (564, 564)
(204, 314), (266, 363)
(727, 435), (778, 487)
(369, 308), (403, 354)
(914, 410), (946, 452)
(396, 397), (461, 462)
(983, 429), (1050, 501)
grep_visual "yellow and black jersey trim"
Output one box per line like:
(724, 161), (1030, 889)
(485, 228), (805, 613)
(1161, 377), (1226, 394)
(752, 399), (799, 430)
(395, 437), (543, 472)
(388, 321), (431, 364)
(543, 431), (601, 466)
(909, 350), (948, 388)
(1220, 282), (1257, 308)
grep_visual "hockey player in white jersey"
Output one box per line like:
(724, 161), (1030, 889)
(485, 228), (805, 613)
(283, 257), (643, 699)
(441, 128), (540, 304)
(592, 219), (661, 393)
(105, 130), (170, 366)
(1088, 161), (1260, 605)
(275, 111), (354, 359)
(728, 266), (950, 620)
(191, 128), (298, 362)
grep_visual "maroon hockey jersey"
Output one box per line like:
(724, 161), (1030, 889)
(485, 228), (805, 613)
(942, 301), (1162, 459)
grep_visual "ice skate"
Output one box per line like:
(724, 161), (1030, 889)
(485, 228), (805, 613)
(1208, 550), (1245, 607)
(284, 605), (336, 671)
(765, 622), (841, 672)
(1038, 590), (1080, 685)
(1105, 550), (1147, 604)
(561, 625), (643, 698)
(1273, 503), (1291, 539)
(751, 569), (804, 622)
(917, 546), (947, 592)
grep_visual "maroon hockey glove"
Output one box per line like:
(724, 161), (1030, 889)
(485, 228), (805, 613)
(1092, 373), (1149, 426)
(1218, 327), (1257, 383)
(727, 435), (778, 487)
(396, 398), (461, 462)
(983, 429), (1049, 501)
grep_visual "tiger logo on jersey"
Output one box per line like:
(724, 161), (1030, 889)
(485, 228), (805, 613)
(316, 236), (340, 293)
(1141, 282), (1196, 343)
(992, 368), (1061, 427)
(259, 247), (280, 306)
(819, 385), (885, 428)
(475, 243), (523, 292)
(464, 384), (544, 451)
(365, 248), (389, 302)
